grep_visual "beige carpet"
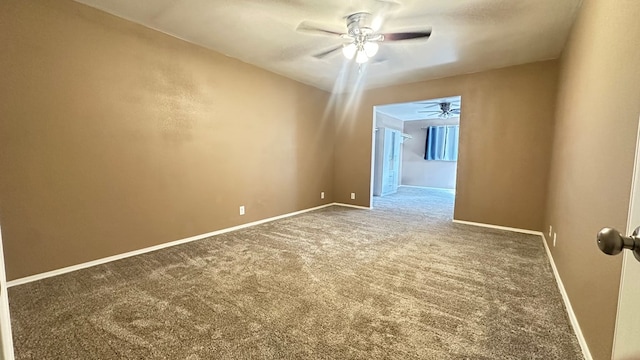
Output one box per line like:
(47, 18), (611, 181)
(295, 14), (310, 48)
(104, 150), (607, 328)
(9, 187), (583, 359)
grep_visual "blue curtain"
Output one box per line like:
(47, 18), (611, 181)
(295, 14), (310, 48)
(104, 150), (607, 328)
(425, 126), (459, 161)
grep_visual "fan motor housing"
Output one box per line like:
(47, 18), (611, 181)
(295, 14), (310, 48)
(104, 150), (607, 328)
(346, 12), (374, 36)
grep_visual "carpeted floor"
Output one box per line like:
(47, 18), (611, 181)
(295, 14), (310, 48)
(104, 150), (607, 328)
(8, 187), (583, 359)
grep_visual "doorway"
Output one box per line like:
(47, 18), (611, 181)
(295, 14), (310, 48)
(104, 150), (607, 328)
(370, 96), (462, 210)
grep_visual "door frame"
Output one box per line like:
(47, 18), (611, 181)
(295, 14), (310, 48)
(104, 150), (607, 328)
(370, 98), (462, 208)
(0, 226), (15, 360)
(612, 115), (640, 359)
(369, 110), (378, 207)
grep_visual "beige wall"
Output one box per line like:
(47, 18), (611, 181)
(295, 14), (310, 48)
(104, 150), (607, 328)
(335, 61), (559, 231)
(543, 1), (640, 359)
(3, 1), (635, 358)
(402, 119), (459, 189)
(0, 0), (334, 280)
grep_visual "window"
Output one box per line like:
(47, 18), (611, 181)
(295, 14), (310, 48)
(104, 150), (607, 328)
(424, 125), (459, 161)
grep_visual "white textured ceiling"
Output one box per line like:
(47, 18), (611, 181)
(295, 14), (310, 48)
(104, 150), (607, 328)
(74, 0), (582, 92)
(377, 96), (461, 121)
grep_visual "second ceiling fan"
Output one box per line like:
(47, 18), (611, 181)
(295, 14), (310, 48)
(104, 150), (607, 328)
(418, 102), (461, 118)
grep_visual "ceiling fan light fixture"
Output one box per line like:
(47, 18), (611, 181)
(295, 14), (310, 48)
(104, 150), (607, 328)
(363, 41), (379, 57)
(342, 43), (357, 59)
(355, 49), (369, 63)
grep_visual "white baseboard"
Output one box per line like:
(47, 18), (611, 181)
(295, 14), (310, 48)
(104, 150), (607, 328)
(452, 219), (540, 236)
(399, 185), (456, 192)
(7, 203), (335, 288)
(334, 202), (372, 210)
(540, 234), (592, 360)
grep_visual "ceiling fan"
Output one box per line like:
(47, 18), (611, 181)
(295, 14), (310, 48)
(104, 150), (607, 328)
(418, 102), (461, 118)
(296, 12), (432, 63)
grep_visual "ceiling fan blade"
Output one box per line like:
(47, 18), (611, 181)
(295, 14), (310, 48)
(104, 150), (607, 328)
(451, 109), (461, 114)
(313, 45), (343, 59)
(297, 22), (346, 37)
(418, 110), (442, 113)
(383, 29), (432, 41)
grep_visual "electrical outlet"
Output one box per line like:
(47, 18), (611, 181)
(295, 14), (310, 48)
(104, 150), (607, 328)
(549, 225), (553, 237)
(350, 192), (356, 200)
(239, 206), (245, 215)
(553, 232), (557, 247)
(321, 192), (325, 199)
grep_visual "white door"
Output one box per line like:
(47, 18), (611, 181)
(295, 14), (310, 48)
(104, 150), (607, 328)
(612, 116), (640, 359)
(372, 128), (384, 197)
(382, 129), (400, 196)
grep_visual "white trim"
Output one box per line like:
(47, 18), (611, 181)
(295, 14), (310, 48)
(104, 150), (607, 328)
(399, 185), (455, 192)
(611, 114), (640, 359)
(541, 234), (593, 360)
(614, 252), (631, 360)
(7, 203), (335, 288)
(369, 110), (378, 209)
(398, 185), (434, 189)
(333, 202), (372, 210)
(452, 219), (541, 236)
(613, 114), (640, 359)
(0, 226), (15, 360)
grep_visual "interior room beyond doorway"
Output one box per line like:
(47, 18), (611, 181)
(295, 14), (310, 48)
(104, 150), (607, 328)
(372, 96), (462, 205)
